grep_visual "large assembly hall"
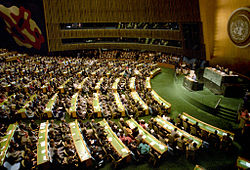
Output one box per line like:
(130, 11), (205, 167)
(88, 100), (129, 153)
(0, 0), (249, 169)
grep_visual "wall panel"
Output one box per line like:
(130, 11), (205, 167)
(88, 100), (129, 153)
(200, 0), (250, 75)
(43, 0), (202, 54)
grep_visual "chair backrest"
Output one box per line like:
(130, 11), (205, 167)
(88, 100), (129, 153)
(177, 140), (185, 151)
(190, 126), (197, 135)
(153, 125), (159, 133)
(183, 122), (189, 130)
(176, 117), (181, 124)
(168, 134), (175, 144)
(201, 129), (208, 140)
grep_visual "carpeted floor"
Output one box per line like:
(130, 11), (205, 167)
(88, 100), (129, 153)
(99, 67), (244, 170)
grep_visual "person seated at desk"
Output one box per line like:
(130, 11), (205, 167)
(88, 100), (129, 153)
(208, 130), (220, 149)
(186, 142), (198, 161)
(177, 135), (187, 152)
(220, 133), (233, 152)
(138, 141), (151, 160)
(171, 128), (179, 138)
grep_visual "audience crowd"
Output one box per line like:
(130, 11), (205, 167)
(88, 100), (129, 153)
(0, 49), (240, 169)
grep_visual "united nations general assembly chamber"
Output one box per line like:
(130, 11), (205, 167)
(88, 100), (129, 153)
(0, 0), (250, 170)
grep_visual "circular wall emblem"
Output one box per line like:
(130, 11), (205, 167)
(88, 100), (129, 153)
(227, 7), (250, 48)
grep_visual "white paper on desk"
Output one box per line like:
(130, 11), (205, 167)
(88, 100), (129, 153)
(72, 133), (75, 136)
(40, 130), (45, 134)
(70, 122), (75, 126)
(39, 136), (43, 139)
(105, 126), (108, 129)
(121, 148), (128, 153)
(40, 123), (46, 127)
(41, 141), (45, 147)
(159, 144), (165, 150)
(139, 129), (142, 134)
(108, 137), (112, 142)
(142, 135), (146, 139)
(163, 124), (168, 129)
(130, 124), (135, 129)
(40, 126), (45, 130)
(41, 149), (46, 154)
(72, 126), (76, 129)
(43, 156), (47, 160)
(222, 133), (227, 136)
(6, 130), (11, 135)
(1, 146), (5, 150)
(150, 141), (156, 146)
(246, 162), (250, 167)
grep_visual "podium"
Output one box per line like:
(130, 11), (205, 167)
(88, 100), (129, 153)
(183, 76), (204, 91)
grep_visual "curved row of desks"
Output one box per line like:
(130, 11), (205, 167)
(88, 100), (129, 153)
(130, 91), (149, 115)
(126, 118), (168, 156)
(37, 121), (49, 165)
(129, 77), (136, 91)
(69, 92), (79, 118)
(58, 77), (72, 93)
(154, 116), (203, 148)
(0, 123), (18, 166)
(74, 77), (88, 90)
(150, 68), (161, 78)
(69, 120), (92, 166)
(99, 119), (131, 163)
(181, 112), (235, 140)
(145, 77), (151, 90)
(93, 93), (101, 117)
(237, 156), (250, 169)
(151, 90), (171, 113)
(17, 94), (37, 118)
(44, 93), (58, 118)
(95, 77), (104, 93)
(112, 78), (126, 116)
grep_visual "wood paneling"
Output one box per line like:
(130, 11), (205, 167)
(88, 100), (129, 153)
(44, 0), (200, 23)
(60, 30), (182, 40)
(200, 0), (250, 75)
(43, 0), (201, 54)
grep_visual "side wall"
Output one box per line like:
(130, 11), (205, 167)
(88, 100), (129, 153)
(199, 0), (250, 75)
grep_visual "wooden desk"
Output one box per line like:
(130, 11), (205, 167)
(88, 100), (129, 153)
(69, 92), (79, 118)
(150, 68), (161, 78)
(181, 112), (234, 140)
(37, 121), (49, 165)
(93, 93), (101, 117)
(75, 77), (88, 91)
(203, 67), (238, 87)
(131, 91), (149, 115)
(129, 77), (136, 91)
(145, 77), (151, 90)
(99, 119), (130, 162)
(237, 156), (250, 170)
(95, 77), (104, 93)
(17, 94), (37, 118)
(113, 92), (126, 117)
(126, 118), (168, 155)
(136, 63), (143, 69)
(154, 116), (203, 148)
(69, 120), (92, 166)
(151, 90), (171, 113)
(58, 77), (72, 93)
(112, 78), (120, 92)
(44, 93), (58, 118)
(0, 123), (18, 165)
